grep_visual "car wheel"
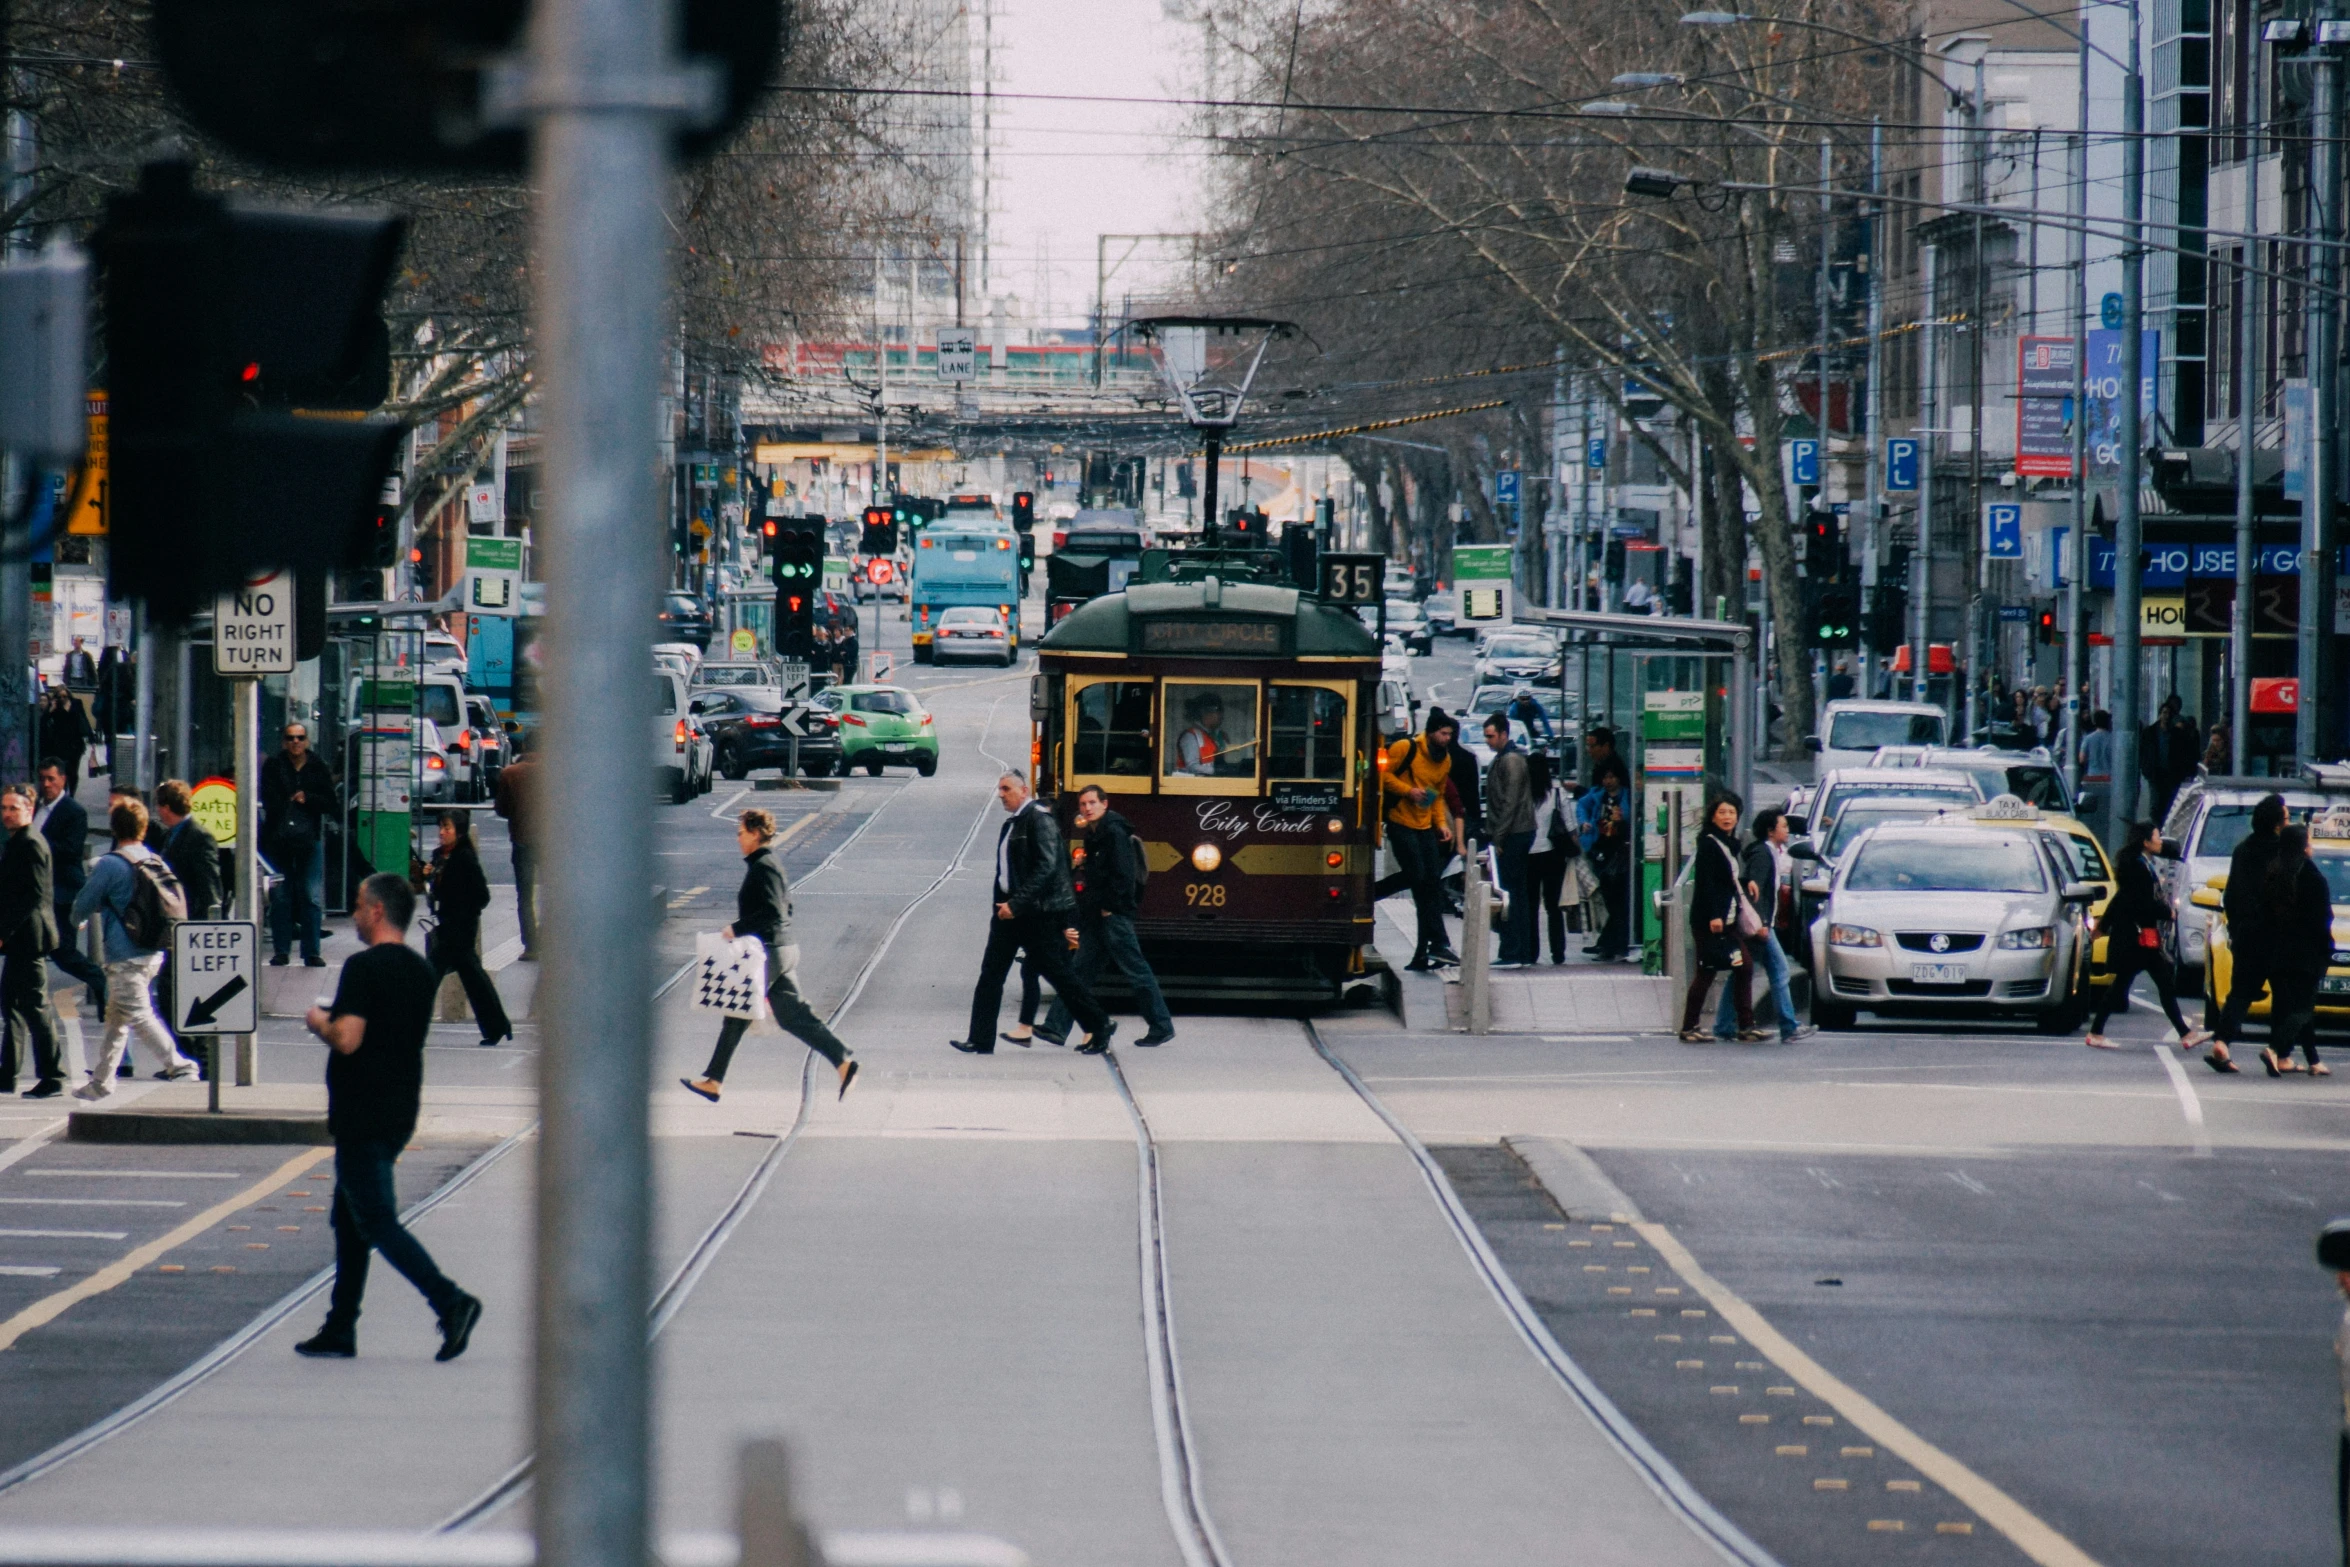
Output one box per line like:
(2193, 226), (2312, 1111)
(864, 757), (885, 777)
(668, 768), (692, 805)
(719, 747), (746, 782)
(916, 757), (937, 777)
(1811, 1000), (1858, 1031)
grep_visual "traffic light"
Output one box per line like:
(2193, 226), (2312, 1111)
(149, 0), (785, 175)
(1012, 492), (1035, 531)
(99, 159), (405, 619)
(1803, 504), (1841, 579)
(1868, 583), (1908, 650)
(760, 516), (779, 552)
(768, 517), (821, 650)
(1808, 583), (1859, 649)
(860, 505), (898, 556)
(2036, 607), (2059, 645)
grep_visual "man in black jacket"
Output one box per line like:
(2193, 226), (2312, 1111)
(1039, 785), (1174, 1047)
(153, 780), (223, 1074)
(0, 785), (62, 1096)
(262, 723), (338, 967)
(2203, 791), (2288, 1072)
(952, 772), (1113, 1055)
(33, 759), (103, 1013)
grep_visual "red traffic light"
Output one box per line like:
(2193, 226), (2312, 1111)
(761, 518), (777, 538)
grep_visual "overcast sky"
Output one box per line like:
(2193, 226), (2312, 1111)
(985, 0), (1209, 328)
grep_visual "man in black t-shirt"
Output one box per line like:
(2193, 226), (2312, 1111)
(294, 873), (481, 1362)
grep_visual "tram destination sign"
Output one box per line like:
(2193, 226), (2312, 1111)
(1271, 781), (1343, 814)
(1136, 618), (1289, 656)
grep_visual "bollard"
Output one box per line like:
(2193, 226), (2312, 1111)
(738, 1438), (819, 1567)
(1463, 845), (1491, 1035)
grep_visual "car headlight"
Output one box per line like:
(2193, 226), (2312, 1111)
(1828, 924), (1881, 948)
(1997, 926), (2057, 949)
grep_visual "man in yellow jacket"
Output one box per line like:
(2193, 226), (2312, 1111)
(1381, 709), (1460, 970)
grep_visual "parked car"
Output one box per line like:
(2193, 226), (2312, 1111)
(1422, 590), (1460, 638)
(931, 605), (1015, 666)
(2158, 765), (2350, 990)
(658, 592), (714, 649)
(693, 661), (774, 691)
(653, 665), (715, 803)
(1382, 598), (1433, 654)
(462, 695), (507, 802)
(1810, 699), (1949, 774)
(693, 686), (841, 779)
(813, 684), (938, 776)
(1869, 744), (2075, 814)
(423, 632), (469, 675)
(1376, 677), (1419, 741)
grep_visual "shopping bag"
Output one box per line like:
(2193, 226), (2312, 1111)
(694, 932), (770, 1020)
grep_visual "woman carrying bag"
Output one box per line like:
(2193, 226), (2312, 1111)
(2084, 820), (2206, 1052)
(1525, 754), (1579, 966)
(682, 808), (858, 1103)
(1680, 795), (1759, 1042)
(426, 811), (513, 1048)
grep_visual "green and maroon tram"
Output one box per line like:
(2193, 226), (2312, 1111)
(1032, 550), (1388, 1002)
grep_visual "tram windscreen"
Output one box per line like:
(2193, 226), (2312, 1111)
(1268, 686), (1349, 781)
(1072, 681), (1154, 776)
(1163, 682), (1259, 778)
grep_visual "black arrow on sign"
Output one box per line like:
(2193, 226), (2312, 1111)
(182, 974), (248, 1031)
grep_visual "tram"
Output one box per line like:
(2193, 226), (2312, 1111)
(1032, 546), (1389, 1003)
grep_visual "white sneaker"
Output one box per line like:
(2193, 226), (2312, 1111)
(164, 1065), (200, 1082)
(70, 1081), (110, 1101)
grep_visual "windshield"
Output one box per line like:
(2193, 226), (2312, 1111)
(2045, 829), (2113, 883)
(663, 595), (700, 616)
(851, 690), (918, 716)
(1825, 804), (1950, 857)
(420, 685), (462, 726)
(1818, 782), (1976, 823)
(2316, 851), (2350, 904)
(939, 607), (1001, 626)
(1827, 710), (1947, 750)
(699, 666), (764, 686)
(1846, 837), (2048, 893)
(1486, 637), (1552, 660)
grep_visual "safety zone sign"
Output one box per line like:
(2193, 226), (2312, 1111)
(171, 921), (257, 1035)
(214, 570), (296, 675)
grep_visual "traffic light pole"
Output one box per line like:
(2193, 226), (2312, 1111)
(519, 7), (695, 1567)
(231, 676), (258, 1085)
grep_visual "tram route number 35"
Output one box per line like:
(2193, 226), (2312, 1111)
(1321, 552), (1385, 606)
(1185, 882), (1229, 907)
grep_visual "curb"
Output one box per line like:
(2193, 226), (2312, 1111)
(67, 1109), (332, 1145)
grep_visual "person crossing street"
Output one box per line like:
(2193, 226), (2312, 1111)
(1378, 711), (1459, 971)
(263, 723), (337, 968)
(1038, 785), (1174, 1048)
(0, 786), (63, 1098)
(2203, 791), (2288, 1073)
(2083, 821), (2207, 1052)
(68, 797), (197, 1098)
(950, 773), (1113, 1056)
(296, 873), (482, 1362)
(425, 812), (514, 1049)
(680, 808), (858, 1102)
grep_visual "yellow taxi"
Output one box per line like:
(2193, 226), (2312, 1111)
(1928, 796), (2117, 994)
(2197, 811), (2350, 1021)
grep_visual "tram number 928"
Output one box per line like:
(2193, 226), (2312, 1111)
(1185, 882), (1229, 908)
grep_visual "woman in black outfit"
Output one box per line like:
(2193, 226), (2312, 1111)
(1679, 794), (1756, 1041)
(1524, 754), (1578, 965)
(427, 811), (514, 1047)
(2263, 823), (2334, 1077)
(682, 807), (858, 1102)
(2084, 821), (2205, 1050)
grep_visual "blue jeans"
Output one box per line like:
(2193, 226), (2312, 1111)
(269, 838), (324, 960)
(1719, 928), (1799, 1037)
(326, 1139), (464, 1330)
(1045, 911), (1173, 1038)
(511, 844), (538, 952)
(1495, 831), (1536, 964)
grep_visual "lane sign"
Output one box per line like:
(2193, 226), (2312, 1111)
(213, 570), (296, 675)
(172, 921), (257, 1035)
(937, 328), (977, 382)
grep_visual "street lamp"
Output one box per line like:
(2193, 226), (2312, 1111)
(1624, 166), (1692, 199)
(1612, 71), (1686, 87)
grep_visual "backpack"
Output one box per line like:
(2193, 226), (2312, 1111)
(115, 851), (188, 950)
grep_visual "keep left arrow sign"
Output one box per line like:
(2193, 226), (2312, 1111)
(182, 974), (248, 1031)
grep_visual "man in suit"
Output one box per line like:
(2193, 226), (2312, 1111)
(262, 722), (337, 967)
(2140, 694), (2201, 821)
(0, 784), (62, 1097)
(33, 758), (104, 1015)
(154, 780), (223, 1073)
(950, 772), (1113, 1056)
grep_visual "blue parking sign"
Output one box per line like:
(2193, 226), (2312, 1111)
(1495, 470), (1520, 507)
(1885, 438), (1919, 492)
(1789, 439), (1819, 485)
(1985, 502), (2023, 560)
(1586, 438), (1608, 471)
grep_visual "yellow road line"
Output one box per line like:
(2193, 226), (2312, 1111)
(0, 1148), (330, 1354)
(773, 810), (826, 850)
(1635, 1221), (2104, 1567)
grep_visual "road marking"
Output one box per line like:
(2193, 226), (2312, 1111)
(24, 1170), (239, 1180)
(0, 1149), (327, 1354)
(1638, 1220), (2105, 1567)
(710, 786), (751, 821)
(0, 1228), (126, 1240)
(0, 1267), (59, 1278)
(666, 886), (710, 909)
(0, 1121), (66, 1178)
(1945, 1170), (1993, 1195)
(2148, 1040), (2212, 1157)
(0, 1198), (184, 1208)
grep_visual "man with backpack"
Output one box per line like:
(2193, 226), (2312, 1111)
(69, 797), (195, 1098)
(1038, 784), (1174, 1048)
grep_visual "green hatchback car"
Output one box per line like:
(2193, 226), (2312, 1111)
(818, 684), (939, 776)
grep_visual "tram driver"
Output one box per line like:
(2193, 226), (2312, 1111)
(1176, 691), (1232, 776)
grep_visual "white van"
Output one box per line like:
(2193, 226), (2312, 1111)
(1810, 699), (1949, 775)
(653, 666), (714, 804)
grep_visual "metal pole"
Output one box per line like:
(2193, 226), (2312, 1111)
(1861, 120), (1885, 697)
(1818, 133), (1833, 518)
(2233, 69), (2263, 775)
(1967, 52), (1988, 745)
(1730, 629), (1754, 809)
(2063, 32), (2090, 794)
(522, 0), (680, 1564)
(2301, 52), (2340, 767)
(2112, 13), (2147, 829)
(2, 90), (35, 790)
(133, 607), (155, 790)
(231, 678), (258, 1086)
(1914, 243), (1939, 701)
(1201, 431), (1221, 542)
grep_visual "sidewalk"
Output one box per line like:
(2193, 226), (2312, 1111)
(1375, 901), (1676, 1034)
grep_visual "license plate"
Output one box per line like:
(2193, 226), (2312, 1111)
(2322, 975), (2350, 996)
(1910, 963), (1968, 984)
(883, 742), (912, 752)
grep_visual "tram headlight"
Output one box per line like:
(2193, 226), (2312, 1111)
(1327, 817), (1344, 832)
(1191, 843), (1223, 873)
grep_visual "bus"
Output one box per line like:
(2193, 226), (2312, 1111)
(911, 524), (1022, 663)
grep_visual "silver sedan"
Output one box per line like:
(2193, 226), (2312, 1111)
(1804, 822), (2098, 1032)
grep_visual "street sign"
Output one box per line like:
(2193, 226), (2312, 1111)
(1494, 470), (1521, 508)
(465, 536), (522, 616)
(777, 659), (810, 697)
(1886, 438), (1919, 492)
(189, 776), (237, 848)
(171, 920), (257, 1035)
(63, 391), (106, 535)
(1586, 437), (1607, 471)
(776, 704), (811, 738)
(1985, 502), (2023, 560)
(2100, 291), (2125, 331)
(1452, 542), (1513, 624)
(729, 627), (757, 657)
(213, 569), (296, 675)
(466, 479), (503, 526)
(936, 327), (977, 382)
(1998, 604), (2031, 622)
(1789, 439), (1820, 486)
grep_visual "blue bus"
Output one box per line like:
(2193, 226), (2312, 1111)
(911, 526), (1022, 663)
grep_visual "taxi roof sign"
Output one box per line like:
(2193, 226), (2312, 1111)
(1968, 794), (2041, 822)
(2311, 809), (2350, 841)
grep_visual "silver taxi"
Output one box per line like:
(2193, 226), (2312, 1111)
(1805, 804), (2099, 1032)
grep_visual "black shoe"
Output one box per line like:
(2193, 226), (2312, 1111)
(1075, 1020), (1117, 1055)
(1137, 1028), (1175, 1047)
(999, 1031), (1034, 1047)
(435, 1292), (482, 1362)
(1032, 1028), (1067, 1048)
(1405, 957), (1435, 973)
(304, 956), (327, 968)
(1426, 947), (1462, 967)
(22, 1081), (61, 1099)
(479, 1027), (513, 1047)
(519, 949), (538, 962)
(269, 955), (290, 967)
(295, 1327), (356, 1359)
(116, 1060), (135, 1078)
(948, 1038), (994, 1055)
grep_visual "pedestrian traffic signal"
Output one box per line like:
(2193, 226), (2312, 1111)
(860, 505), (898, 556)
(1807, 583), (1859, 649)
(2036, 607), (2059, 645)
(1011, 491), (1035, 531)
(1868, 583), (1908, 649)
(99, 159), (406, 620)
(149, 0), (786, 174)
(768, 516), (821, 646)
